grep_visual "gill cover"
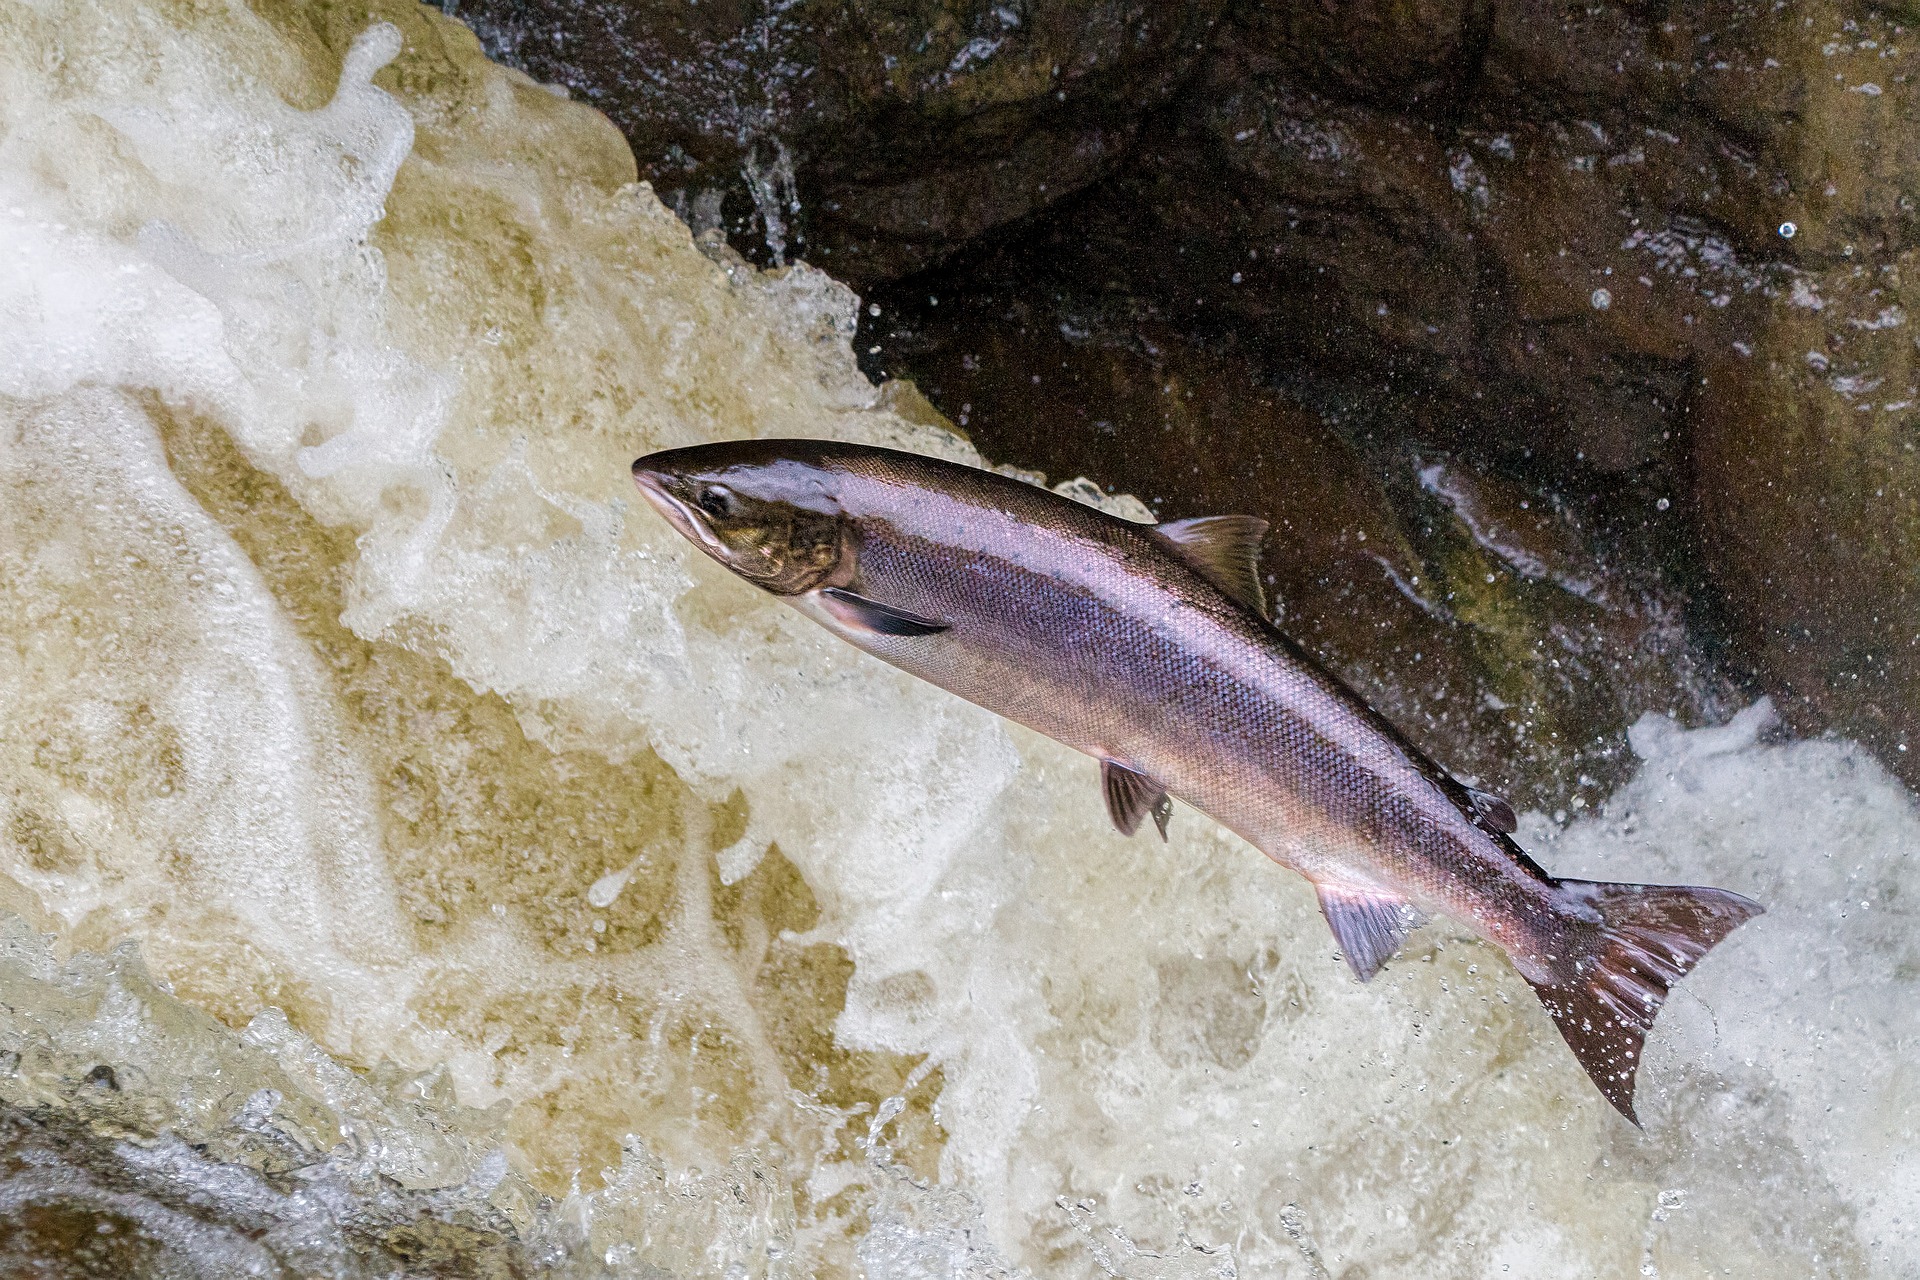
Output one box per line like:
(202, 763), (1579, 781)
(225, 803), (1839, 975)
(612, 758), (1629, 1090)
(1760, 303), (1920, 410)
(632, 452), (847, 596)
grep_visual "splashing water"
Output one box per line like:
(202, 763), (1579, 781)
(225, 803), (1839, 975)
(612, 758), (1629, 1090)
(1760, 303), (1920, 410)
(0, 1), (1915, 1275)
(744, 137), (802, 266)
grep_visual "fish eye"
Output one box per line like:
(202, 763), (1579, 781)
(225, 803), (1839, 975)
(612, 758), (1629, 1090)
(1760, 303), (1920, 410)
(696, 484), (737, 519)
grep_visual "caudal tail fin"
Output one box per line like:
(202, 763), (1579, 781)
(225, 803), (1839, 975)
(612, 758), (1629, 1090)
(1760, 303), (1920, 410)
(1526, 879), (1763, 1125)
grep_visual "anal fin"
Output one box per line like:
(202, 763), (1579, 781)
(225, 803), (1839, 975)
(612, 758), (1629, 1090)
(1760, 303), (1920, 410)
(1316, 883), (1426, 982)
(1101, 759), (1171, 840)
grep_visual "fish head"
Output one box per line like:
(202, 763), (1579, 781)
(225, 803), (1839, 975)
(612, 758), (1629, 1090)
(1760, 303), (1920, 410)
(632, 441), (849, 595)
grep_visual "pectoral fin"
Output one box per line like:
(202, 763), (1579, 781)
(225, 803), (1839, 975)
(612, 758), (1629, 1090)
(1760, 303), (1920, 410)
(1101, 759), (1172, 841)
(1465, 786), (1518, 834)
(1316, 883), (1426, 982)
(816, 588), (948, 637)
(1153, 516), (1270, 616)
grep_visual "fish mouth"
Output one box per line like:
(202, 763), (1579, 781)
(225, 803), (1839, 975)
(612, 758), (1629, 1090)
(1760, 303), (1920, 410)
(631, 460), (726, 555)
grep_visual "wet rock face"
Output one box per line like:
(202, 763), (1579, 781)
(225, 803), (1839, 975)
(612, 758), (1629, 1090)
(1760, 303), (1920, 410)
(1693, 248), (1920, 780)
(1677, 7), (1920, 781)
(1239, 0), (1489, 110)
(459, 0), (1920, 792)
(450, 0), (1225, 279)
(0, 1105), (537, 1279)
(1067, 0), (1812, 476)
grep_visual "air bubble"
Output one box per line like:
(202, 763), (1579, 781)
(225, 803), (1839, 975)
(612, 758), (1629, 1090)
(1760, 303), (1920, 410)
(1780, 221), (1798, 238)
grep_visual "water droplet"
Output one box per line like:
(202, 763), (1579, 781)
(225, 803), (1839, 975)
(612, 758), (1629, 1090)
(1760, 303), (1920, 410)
(1656, 497), (1670, 511)
(1591, 288), (1613, 310)
(1780, 221), (1798, 239)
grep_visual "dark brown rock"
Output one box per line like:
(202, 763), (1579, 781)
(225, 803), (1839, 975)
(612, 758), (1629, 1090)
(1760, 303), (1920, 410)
(1694, 310), (1920, 775)
(1687, 7), (1920, 770)
(0, 1103), (538, 1278)
(1233, 0), (1490, 110)
(449, 0), (1226, 279)
(1038, 1), (1800, 475)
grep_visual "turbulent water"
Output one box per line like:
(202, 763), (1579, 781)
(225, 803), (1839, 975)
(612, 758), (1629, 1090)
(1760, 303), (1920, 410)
(0, 1), (1915, 1275)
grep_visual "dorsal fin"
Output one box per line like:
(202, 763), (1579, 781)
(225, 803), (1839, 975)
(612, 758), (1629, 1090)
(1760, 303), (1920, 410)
(1154, 516), (1269, 616)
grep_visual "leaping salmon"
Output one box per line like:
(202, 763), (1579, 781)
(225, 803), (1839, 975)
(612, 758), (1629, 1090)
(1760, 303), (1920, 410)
(631, 439), (1762, 1123)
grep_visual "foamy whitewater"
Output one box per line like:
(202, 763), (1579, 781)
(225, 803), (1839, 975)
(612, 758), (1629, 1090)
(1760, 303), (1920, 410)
(0, 1), (1914, 1275)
